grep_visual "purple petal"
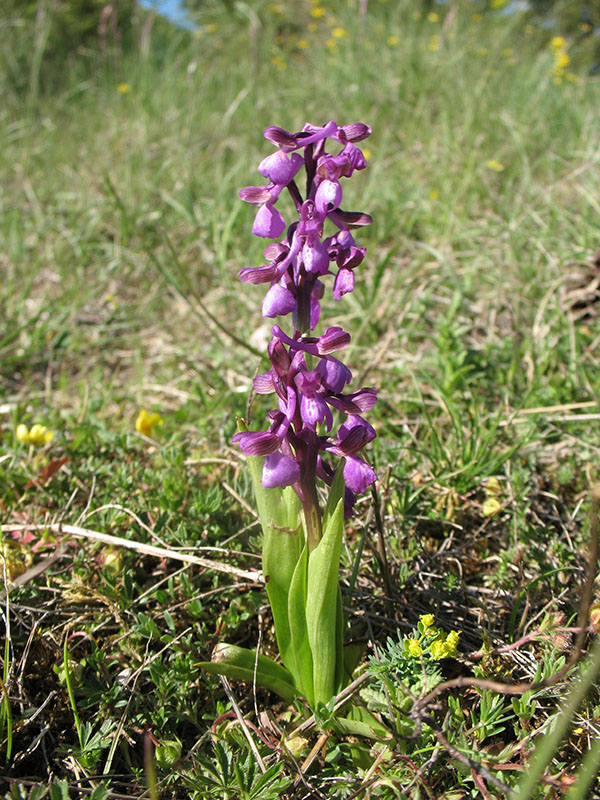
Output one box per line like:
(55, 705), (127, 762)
(253, 205), (286, 238)
(300, 394), (333, 430)
(262, 283), (296, 317)
(268, 336), (292, 375)
(328, 209), (373, 229)
(253, 372), (275, 394)
(233, 430), (280, 456)
(302, 237), (330, 275)
(258, 151), (303, 185)
(309, 294), (321, 330)
(264, 126), (297, 148)
(317, 326), (351, 354)
(239, 185), (272, 206)
(327, 387), (378, 414)
(333, 268), (355, 300)
(296, 120), (338, 147)
(343, 455), (377, 494)
(335, 416), (376, 455)
(315, 180), (342, 217)
(341, 143), (367, 174)
(348, 388), (378, 411)
(340, 122), (371, 142)
(239, 264), (279, 284)
(338, 414), (376, 446)
(262, 452), (300, 488)
(316, 357), (352, 393)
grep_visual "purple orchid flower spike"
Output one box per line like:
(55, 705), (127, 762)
(235, 120), (377, 534)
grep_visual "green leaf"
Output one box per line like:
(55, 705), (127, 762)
(287, 544), (313, 704)
(322, 459), (345, 532)
(237, 420), (303, 671)
(343, 643), (364, 685)
(332, 706), (392, 740)
(306, 494), (345, 704)
(197, 642), (297, 703)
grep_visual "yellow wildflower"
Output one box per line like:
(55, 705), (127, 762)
(502, 48), (513, 57)
(476, 46), (488, 56)
(524, 24), (535, 36)
(430, 640), (446, 660)
(135, 409), (164, 438)
(307, 22), (318, 32)
(491, 0), (507, 7)
(406, 638), (423, 658)
(310, 7), (325, 18)
(362, 148), (371, 161)
(420, 614), (435, 630)
(297, 39), (309, 49)
(116, 83), (130, 94)
(387, 35), (399, 46)
(486, 159), (505, 172)
(445, 630), (460, 656)
(17, 423), (54, 446)
(428, 35), (440, 52)
(472, 13), (483, 22)
(271, 55), (287, 71)
(267, 3), (284, 13)
(427, 12), (439, 22)
(331, 27), (348, 39)
(429, 188), (439, 201)
(550, 36), (565, 52)
(205, 23), (217, 33)
(326, 38), (338, 51)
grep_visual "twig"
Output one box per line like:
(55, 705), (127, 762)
(0, 523), (262, 583)
(219, 676), (267, 774)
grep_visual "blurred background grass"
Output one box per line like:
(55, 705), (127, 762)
(2, 1), (600, 793)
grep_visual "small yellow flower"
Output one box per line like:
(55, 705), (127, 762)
(205, 23), (217, 33)
(116, 83), (130, 94)
(271, 55), (287, 71)
(476, 46), (488, 56)
(472, 12), (483, 22)
(429, 188), (439, 201)
(445, 630), (460, 656)
(430, 640), (446, 660)
(310, 6), (325, 18)
(406, 638), (423, 658)
(331, 27), (348, 39)
(420, 613), (435, 629)
(325, 38), (338, 51)
(307, 22), (318, 32)
(427, 12), (439, 22)
(17, 423), (54, 446)
(297, 39), (309, 49)
(428, 35), (440, 52)
(362, 147), (371, 161)
(502, 47), (513, 57)
(267, 3), (284, 13)
(555, 51), (570, 70)
(550, 36), (566, 52)
(491, 0), (507, 7)
(135, 409), (164, 438)
(524, 23), (535, 36)
(387, 35), (399, 46)
(486, 159), (505, 172)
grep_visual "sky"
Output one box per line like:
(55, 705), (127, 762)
(138, 0), (195, 29)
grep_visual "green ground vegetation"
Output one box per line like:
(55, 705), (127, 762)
(1, 0), (600, 797)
